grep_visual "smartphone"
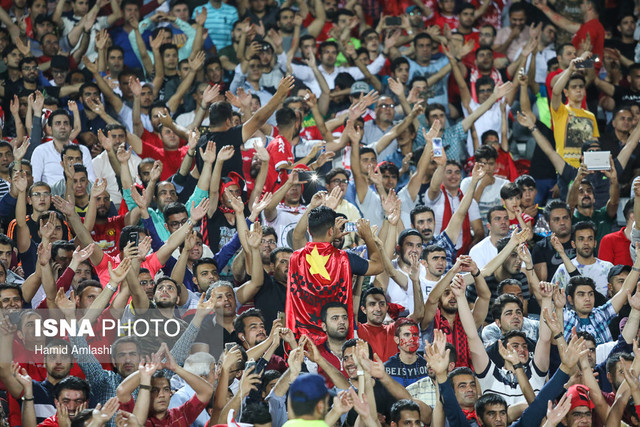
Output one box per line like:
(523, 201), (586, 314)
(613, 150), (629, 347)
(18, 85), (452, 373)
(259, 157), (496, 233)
(344, 222), (358, 233)
(519, 67), (525, 76)
(432, 137), (444, 157)
(128, 231), (139, 246)
(245, 358), (256, 371)
(277, 311), (286, 325)
(298, 171), (316, 182)
(224, 342), (236, 353)
(385, 16), (402, 26)
(575, 58), (595, 69)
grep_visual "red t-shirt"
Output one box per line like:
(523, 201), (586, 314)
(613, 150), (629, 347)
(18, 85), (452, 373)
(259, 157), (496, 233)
(573, 19), (605, 65)
(140, 143), (190, 181)
(357, 322), (397, 362)
(90, 215), (126, 257)
(317, 340), (348, 388)
(141, 129), (164, 150)
(144, 394), (206, 427)
(265, 135), (294, 193)
(92, 252), (163, 287)
(599, 228), (633, 266)
(508, 213), (535, 233)
(426, 11), (458, 31)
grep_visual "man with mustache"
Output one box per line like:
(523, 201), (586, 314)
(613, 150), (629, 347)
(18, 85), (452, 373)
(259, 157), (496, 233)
(551, 222), (613, 296)
(316, 302), (350, 386)
(567, 165), (619, 244)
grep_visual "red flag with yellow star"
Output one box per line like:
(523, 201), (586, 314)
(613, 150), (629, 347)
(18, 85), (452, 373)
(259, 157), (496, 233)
(285, 241), (353, 343)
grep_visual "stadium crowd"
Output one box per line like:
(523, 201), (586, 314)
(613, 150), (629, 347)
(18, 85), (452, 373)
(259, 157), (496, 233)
(3, 0), (640, 425)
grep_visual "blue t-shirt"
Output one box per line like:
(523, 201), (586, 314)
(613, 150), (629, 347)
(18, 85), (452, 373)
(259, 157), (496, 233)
(384, 354), (429, 387)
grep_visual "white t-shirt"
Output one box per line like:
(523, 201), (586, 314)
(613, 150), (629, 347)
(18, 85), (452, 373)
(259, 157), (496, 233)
(551, 258), (614, 296)
(425, 188), (481, 249)
(461, 176), (508, 230)
(31, 141), (96, 185)
(386, 259), (431, 314)
(356, 187), (384, 230)
(462, 99), (509, 157)
(469, 235), (498, 270)
(93, 150), (142, 208)
(176, 111), (210, 129)
(477, 358), (548, 406)
(264, 204), (307, 249)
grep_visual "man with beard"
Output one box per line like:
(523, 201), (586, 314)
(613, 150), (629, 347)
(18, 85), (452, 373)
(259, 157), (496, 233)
(316, 302), (349, 386)
(83, 182), (126, 257)
(234, 308), (292, 372)
(568, 170), (619, 244)
(0, 339), (77, 425)
(31, 111), (96, 185)
(532, 200), (576, 281)
(470, 206), (510, 269)
(552, 221), (614, 296)
(264, 107), (304, 193)
(384, 318), (430, 387)
(92, 123), (142, 209)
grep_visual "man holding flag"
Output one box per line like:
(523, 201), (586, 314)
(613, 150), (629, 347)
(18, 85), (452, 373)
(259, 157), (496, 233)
(286, 207), (383, 342)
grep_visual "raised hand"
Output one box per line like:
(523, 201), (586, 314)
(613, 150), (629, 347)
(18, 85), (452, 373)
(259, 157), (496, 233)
(194, 6), (207, 26)
(251, 192), (273, 217)
(115, 411), (141, 427)
(276, 75), (296, 98)
(130, 186), (149, 210)
(549, 232), (564, 254)
(217, 145), (235, 162)
(325, 186), (342, 210)
(544, 391), (572, 427)
(246, 222), (263, 249)
(199, 140), (216, 164)
(552, 287), (566, 310)
(90, 178), (107, 199)
(12, 137), (30, 162)
(90, 397), (120, 426)
(202, 84), (221, 106)
(190, 198), (210, 222)
(149, 161), (163, 182)
(129, 76), (142, 98)
(137, 236), (152, 261)
(498, 339), (521, 366)
(108, 258), (131, 284)
(55, 288), (76, 318)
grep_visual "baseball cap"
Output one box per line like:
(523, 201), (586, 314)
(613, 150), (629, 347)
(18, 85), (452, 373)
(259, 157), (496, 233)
(607, 264), (631, 282)
(407, 5), (419, 13)
(289, 373), (328, 403)
(581, 140), (600, 153)
(566, 384), (595, 412)
(350, 81), (370, 95)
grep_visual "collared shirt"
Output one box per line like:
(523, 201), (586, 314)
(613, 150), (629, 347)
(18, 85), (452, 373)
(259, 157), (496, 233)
(481, 318), (540, 346)
(415, 122), (467, 162)
(169, 383), (209, 427)
(563, 301), (617, 345)
(364, 120), (394, 160)
(192, 2), (238, 49)
(406, 376), (438, 407)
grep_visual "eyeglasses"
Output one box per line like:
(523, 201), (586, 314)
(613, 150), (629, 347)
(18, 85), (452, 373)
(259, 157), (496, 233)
(379, 104), (395, 109)
(330, 179), (349, 185)
(31, 192), (51, 198)
(167, 218), (188, 229)
(260, 239), (277, 246)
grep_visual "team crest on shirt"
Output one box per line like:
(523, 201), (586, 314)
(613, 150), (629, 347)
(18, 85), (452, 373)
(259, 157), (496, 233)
(107, 229), (115, 237)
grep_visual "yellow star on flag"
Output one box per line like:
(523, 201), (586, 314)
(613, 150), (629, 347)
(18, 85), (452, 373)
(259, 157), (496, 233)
(306, 246), (331, 280)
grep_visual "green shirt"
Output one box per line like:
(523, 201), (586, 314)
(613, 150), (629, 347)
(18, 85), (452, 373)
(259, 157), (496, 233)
(573, 206), (615, 248)
(283, 420), (329, 427)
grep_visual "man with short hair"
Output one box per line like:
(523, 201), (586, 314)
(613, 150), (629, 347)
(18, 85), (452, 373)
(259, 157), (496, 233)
(552, 221), (614, 295)
(0, 234), (24, 285)
(532, 199), (575, 281)
(32, 113), (96, 185)
(493, 3), (529, 62)
(481, 293), (539, 346)
(469, 206), (509, 269)
(357, 287), (398, 362)
(168, 352), (216, 427)
(562, 271), (638, 344)
(317, 302), (349, 385)
(23, 376), (91, 427)
(286, 208), (382, 342)
(384, 318), (429, 387)
(233, 308), (291, 372)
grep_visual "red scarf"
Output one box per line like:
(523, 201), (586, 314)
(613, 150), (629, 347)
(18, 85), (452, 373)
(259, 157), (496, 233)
(462, 408), (478, 423)
(286, 242), (353, 344)
(441, 185), (472, 257)
(434, 309), (472, 369)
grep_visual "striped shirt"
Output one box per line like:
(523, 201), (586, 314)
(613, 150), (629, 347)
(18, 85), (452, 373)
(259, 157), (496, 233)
(563, 301), (617, 345)
(192, 2), (238, 50)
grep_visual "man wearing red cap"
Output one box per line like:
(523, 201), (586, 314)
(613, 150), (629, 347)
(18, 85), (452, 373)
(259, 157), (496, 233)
(563, 384), (595, 427)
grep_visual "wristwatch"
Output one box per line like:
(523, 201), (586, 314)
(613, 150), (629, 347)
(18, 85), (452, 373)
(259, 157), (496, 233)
(513, 362), (526, 370)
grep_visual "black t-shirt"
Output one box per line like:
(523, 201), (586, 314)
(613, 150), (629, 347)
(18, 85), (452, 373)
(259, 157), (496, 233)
(195, 125), (245, 178)
(347, 252), (370, 276)
(532, 236), (576, 280)
(189, 314), (242, 360)
(529, 120), (557, 180)
(254, 274), (287, 334)
(613, 85), (640, 108)
(606, 39), (637, 69)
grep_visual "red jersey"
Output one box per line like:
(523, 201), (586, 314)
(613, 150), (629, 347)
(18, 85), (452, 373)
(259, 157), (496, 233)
(427, 11), (458, 31)
(90, 215), (126, 257)
(265, 135), (294, 193)
(140, 143), (190, 180)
